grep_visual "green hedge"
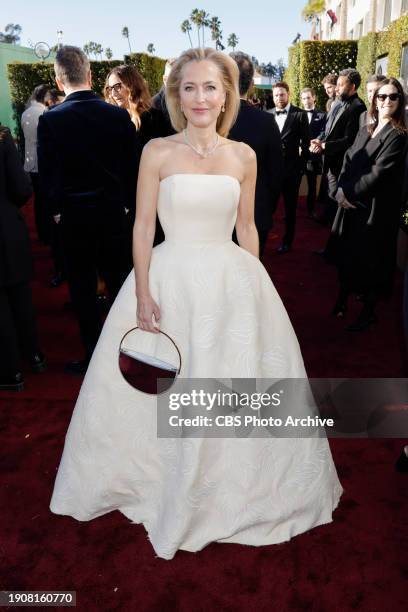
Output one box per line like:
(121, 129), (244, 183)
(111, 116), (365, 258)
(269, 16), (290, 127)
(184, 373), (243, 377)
(376, 14), (408, 77)
(356, 32), (378, 104)
(357, 14), (408, 105)
(284, 44), (301, 106)
(7, 53), (166, 137)
(285, 40), (358, 110)
(7, 60), (122, 131)
(124, 53), (166, 95)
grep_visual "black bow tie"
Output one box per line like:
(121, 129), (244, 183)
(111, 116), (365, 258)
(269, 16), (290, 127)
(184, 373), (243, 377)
(276, 109), (287, 115)
(307, 109), (314, 113)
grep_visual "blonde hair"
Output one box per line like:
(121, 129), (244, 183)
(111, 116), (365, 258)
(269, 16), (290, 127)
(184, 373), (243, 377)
(104, 65), (151, 130)
(165, 48), (240, 137)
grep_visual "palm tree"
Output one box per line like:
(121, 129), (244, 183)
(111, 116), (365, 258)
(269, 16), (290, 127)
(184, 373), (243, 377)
(181, 20), (193, 47)
(302, 0), (325, 20)
(227, 33), (239, 51)
(95, 43), (104, 60)
(87, 41), (96, 59)
(83, 43), (90, 57)
(147, 43), (155, 54)
(0, 23), (22, 44)
(209, 16), (222, 49)
(105, 47), (113, 60)
(199, 10), (210, 47)
(302, 0), (325, 39)
(190, 9), (202, 47)
(122, 26), (132, 54)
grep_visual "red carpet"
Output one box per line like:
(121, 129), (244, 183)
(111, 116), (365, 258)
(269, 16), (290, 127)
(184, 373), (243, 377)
(1, 199), (407, 611)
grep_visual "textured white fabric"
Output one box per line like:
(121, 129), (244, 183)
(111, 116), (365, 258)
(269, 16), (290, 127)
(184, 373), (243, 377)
(50, 174), (343, 559)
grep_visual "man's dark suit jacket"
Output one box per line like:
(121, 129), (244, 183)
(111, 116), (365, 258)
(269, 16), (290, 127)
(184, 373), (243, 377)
(151, 88), (176, 138)
(229, 99), (282, 231)
(322, 93), (366, 176)
(307, 108), (326, 166)
(270, 104), (310, 179)
(37, 90), (138, 221)
(308, 109), (326, 140)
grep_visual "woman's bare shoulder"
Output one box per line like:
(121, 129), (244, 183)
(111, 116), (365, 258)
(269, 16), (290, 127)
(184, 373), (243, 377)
(145, 134), (183, 151)
(220, 138), (256, 163)
(142, 135), (184, 163)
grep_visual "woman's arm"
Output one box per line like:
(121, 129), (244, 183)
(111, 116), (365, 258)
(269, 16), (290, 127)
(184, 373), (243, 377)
(132, 138), (164, 332)
(235, 143), (259, 258)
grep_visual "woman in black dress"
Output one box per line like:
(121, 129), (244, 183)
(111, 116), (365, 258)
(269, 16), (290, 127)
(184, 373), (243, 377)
(332, 78), (408, 331)
(0, 127), (46, 390)
(104, 64), (168, 146)
(104, 65), (167, 244)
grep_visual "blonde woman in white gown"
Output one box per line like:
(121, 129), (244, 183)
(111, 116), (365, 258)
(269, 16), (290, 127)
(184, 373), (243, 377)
(50, 48), (343, 560)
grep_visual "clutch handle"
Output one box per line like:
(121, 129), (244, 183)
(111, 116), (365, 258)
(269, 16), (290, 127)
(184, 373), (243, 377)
(119, 326), (182, 374)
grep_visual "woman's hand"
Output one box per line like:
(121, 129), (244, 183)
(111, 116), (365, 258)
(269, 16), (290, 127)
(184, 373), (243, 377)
(137, 295), (161, 333)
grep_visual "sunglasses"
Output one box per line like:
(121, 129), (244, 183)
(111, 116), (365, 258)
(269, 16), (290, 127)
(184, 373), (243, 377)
(376, 93), (400, 102)
(106, 82), (123, 95)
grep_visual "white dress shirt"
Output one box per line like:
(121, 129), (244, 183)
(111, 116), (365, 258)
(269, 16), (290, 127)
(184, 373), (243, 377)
(274, 103), (291, 132)
(305, 108), (315, 123)
(21, 101), (46, 173)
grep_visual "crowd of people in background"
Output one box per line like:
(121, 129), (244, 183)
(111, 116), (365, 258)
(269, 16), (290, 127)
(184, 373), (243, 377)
(1, 46), (408, 474)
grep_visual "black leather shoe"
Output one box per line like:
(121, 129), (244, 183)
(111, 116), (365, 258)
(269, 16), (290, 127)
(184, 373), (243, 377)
(65, 360), (90, 375)
(346, 313), (377, 332)
(396, 446), (408, 473)
(277, 244), (291, 254)
(30, 352), (47, 373)
(0, 372), (24, 392)
(49, 273), (65, 288)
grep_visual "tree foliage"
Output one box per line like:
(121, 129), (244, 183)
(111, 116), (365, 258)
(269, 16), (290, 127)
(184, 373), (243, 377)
(0, 23), (22, 44)
(227, 33), (239, 50)
(122, 26), (132, 54)
(302, 0), (325, 21)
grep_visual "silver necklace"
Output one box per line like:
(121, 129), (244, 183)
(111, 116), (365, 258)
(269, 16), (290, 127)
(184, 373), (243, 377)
(183, 129), (219, 158)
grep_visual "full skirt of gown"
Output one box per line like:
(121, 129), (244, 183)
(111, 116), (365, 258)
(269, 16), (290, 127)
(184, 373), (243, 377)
(50, 174), (343, 559)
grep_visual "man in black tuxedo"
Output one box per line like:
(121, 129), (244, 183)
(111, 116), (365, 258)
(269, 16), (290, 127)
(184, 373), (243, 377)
(270, 82), (310, 253)
(229, 53), (282, 257)
(38, 46), (138, 373)
(310, 69), (366, 227)
(300, 87), (326, 218)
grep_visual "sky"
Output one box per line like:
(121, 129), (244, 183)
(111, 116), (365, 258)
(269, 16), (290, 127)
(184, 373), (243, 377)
(1, 0), (312, 66)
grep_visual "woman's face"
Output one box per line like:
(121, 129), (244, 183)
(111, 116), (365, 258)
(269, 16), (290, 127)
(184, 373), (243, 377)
(376, 83), (400, 120)
(107, 74), (130, 109)
(179, 60), (226, 129)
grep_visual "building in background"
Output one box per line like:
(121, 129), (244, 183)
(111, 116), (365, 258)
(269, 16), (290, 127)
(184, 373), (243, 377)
(318, 0), (408, 40)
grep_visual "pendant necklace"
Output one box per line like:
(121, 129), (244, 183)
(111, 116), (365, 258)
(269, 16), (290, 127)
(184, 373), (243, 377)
(183, 129), (219, 158)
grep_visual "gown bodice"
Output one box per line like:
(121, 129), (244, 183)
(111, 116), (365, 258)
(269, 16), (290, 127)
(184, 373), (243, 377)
(157, 174), (240, 244)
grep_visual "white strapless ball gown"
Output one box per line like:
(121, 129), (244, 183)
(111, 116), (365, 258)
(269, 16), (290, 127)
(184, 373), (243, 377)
(50, 174), (343, 559)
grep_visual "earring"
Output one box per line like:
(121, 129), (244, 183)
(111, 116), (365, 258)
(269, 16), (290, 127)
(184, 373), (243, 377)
(221, 104), (225, 113)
